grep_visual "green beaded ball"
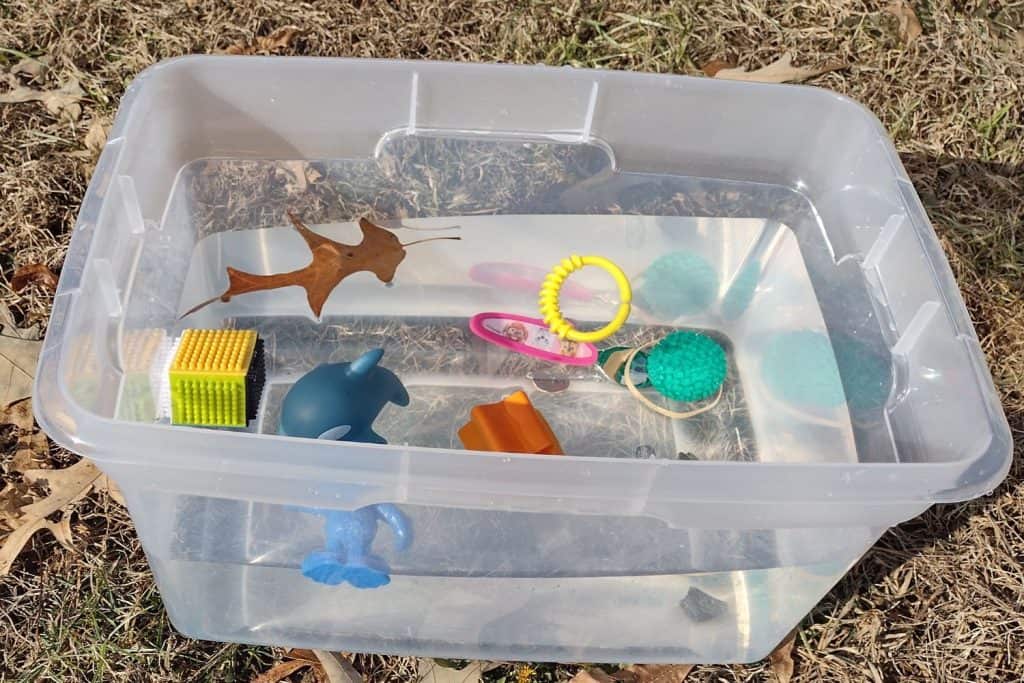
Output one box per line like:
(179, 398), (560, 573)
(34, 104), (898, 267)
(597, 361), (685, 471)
(647, 331), (727, 402)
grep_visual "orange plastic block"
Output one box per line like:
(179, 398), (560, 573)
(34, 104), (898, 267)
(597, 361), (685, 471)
(458, 391), (564, 455)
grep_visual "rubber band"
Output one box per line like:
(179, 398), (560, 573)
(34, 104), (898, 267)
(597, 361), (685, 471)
(539, 255), (631, 343)
(623, 341), (722, 419)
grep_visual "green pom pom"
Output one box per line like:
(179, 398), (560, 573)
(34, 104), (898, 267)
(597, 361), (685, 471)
(647, 331), (727, 402)
(762, 330), (845, 408)
(637, 252), (717, 319)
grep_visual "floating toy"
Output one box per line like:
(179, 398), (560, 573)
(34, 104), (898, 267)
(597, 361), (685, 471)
(470, 312), (598, 366)
(296, 504), (411, 589)
(459, 390), (563, 455)
(164, 328), (266, 427)
(183, 212), (460, 320)
(622, 331), (726, 419)
(634, 251), (717, 320)
(470, 262), (595, 302)
(279, 348), (408, 444)
(539, 255), (631, 343)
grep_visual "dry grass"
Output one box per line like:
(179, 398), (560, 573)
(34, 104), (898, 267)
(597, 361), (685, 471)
(1, 0), (1022, 681)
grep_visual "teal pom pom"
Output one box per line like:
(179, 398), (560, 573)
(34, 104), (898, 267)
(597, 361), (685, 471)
(762, 331), (845, 408)
(647, 331), (727, 402)
(637, 252), (718, 319)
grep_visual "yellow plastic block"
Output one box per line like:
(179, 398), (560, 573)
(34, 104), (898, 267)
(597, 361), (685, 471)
(169, 329), (258, 427)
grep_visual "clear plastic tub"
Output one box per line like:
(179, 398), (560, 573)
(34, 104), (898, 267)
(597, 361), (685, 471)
(35, 57), (1011, 663)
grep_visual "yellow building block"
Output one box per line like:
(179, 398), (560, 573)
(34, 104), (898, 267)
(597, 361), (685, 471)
(169, 329), (262, 427)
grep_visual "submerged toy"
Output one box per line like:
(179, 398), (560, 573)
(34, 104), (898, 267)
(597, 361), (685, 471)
(597, 345), (651, 388)
(634, 251), (717, 320)
(279, 348), (408, 443)
(470, 312), (598, 366)
(165, 328), (266, 427)
(539, 255), (631, 343)
(621, 331), (727, 419)
(297, 503), (412, 588)
(459, 390), (563, 455)
(470, 262), (595, 302)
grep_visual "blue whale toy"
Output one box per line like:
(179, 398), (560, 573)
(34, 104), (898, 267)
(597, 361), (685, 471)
(280, 348), (412, 588)
(279, 348), (409, 444)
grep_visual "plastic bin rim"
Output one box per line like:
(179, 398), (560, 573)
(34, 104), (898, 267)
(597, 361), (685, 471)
(32, 55), (1012, 508)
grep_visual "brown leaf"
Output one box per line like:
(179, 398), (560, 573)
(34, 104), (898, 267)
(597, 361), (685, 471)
(182, 213), (460, 319)
(93, 475), (126, 507)
(313, 651), (363, 683)
(620, 665), (695, 682)
(225, 25), (303, 55)
(20, 460), (101, 522)
(0, 77), (85, 120)
(84, 118), (108, 154)
(886, 1), (923, 44)
(417, 659), (483, 683)
(259, 26), (303, 51)
(1, 397), (34, 431)
(3, 400), (48, 475)
(0, 514), (74, 574)
(252, 659), (315, 683)
(11, 263), (58, 293)
(0, 314), (42, 407)
(11, 56), (49, 80)
(10, 431), (48, 473)
(0, 460), (100, 574)
(768, 630), (797, 683)
(713, 53), (845, 84)
(701, 58), (736, 77)
(570, 671), (617, 683)
(0, 483), (34, 528)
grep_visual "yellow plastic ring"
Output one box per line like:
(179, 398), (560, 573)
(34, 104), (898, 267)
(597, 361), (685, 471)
(539, 255), (632, 343)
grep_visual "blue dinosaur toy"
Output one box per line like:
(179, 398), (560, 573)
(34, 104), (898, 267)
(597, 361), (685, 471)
(296, 503), (412, 588)
(280, 348), (413, 588)
(279, 348), (409, 443)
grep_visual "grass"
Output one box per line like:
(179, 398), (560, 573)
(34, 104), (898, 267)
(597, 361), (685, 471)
(1, 0), (1023, 681)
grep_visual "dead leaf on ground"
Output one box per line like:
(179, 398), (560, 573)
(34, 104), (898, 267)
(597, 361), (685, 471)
(0, 459), (102, 575)
(885, 1), (923, 45)
(713, 53), (845, 84)
(313, 650), (363, 683)
(0, 76), (85, 120)
(0, 514), (74, 573)
(0, 305), (41, 341)
(0, 310), (43, 407)
(768, 630), (797, 683)
(701, 58), (736, 77)
(1, 399), (48, 474)
(571, 666), (694, 683)
(181, 212), (460, 320)
(84, 118), (108, 154)
(570, 671), (617, 683)
(621, 664), (695, 682)
(225, 25), (303, 55)
(93, 474), (126, 507)
(0, 483), (33, 529)
(11, 263), (58, 293)
(417, 659), (484, 683)
(253, 650), (362, 683)
(11, 56), (49, 80)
